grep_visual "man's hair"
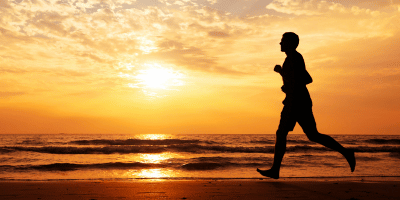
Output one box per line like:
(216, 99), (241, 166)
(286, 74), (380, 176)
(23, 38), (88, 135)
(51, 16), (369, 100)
(283, 32), (299, 49)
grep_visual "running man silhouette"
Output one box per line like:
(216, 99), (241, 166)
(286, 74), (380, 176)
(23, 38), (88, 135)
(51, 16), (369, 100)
(257, 32), (356, 179)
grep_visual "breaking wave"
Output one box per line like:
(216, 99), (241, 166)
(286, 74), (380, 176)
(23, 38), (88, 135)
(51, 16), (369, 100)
(364, 139), (400, 145)
(251, 139), (313, 145)
(1, 162), (169, 171)
(2, 144), (400, 155)
(70, 139), (208, 146)
(0, 158), (266, 172)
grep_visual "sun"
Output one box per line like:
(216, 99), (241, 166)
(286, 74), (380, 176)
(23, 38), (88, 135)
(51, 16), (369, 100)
(134, 63), (184, 90)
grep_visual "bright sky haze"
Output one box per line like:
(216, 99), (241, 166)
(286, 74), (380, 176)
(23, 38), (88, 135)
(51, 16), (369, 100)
(1, 0), (399, 134)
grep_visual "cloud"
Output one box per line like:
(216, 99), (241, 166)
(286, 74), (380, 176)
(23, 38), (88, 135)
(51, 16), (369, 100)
(0, 1), (271, 79)
(0, 92), (26, 98)
(265, 0), (394, 16)
(0, 0), (11, 8)
(208, 31), (229, 37)
(325, 0), (399, 9)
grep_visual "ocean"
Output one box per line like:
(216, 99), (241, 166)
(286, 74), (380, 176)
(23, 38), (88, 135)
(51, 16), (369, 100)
(1, 134), (399, 180)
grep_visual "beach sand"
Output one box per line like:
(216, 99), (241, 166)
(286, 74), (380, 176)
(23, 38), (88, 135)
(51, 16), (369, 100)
(1, 177), (399, 200)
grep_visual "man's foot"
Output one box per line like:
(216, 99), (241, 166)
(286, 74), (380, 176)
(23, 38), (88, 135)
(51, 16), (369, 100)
(257, 168), (279, 179)
(345, 150), (356, 172)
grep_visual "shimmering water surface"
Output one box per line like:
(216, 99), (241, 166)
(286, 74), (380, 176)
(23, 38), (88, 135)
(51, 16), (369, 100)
(0, 134), (399, 180)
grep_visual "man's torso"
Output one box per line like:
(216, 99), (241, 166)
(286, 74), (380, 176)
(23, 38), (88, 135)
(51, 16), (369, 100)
(281, 51), (312, 107)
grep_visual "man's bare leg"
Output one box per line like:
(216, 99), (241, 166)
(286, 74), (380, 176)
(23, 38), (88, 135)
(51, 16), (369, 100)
(306, 131), (356, 172)
(257, 130), (288, 179)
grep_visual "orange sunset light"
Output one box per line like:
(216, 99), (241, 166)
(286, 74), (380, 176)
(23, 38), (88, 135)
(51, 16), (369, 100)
(0, 0), (399, 135)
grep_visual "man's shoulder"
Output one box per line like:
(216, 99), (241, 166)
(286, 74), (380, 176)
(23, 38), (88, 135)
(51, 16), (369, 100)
(286, 51), (303, 59)
(294, 51), (304, 59)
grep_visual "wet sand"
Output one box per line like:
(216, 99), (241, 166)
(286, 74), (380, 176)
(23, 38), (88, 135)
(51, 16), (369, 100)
(0, 177), (399, 200)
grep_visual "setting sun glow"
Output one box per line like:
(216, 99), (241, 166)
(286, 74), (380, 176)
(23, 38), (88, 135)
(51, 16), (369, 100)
(127, 63), (185, 97)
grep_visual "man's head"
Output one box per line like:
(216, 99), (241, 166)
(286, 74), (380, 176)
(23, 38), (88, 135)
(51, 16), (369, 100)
(280, 32), (299, 52)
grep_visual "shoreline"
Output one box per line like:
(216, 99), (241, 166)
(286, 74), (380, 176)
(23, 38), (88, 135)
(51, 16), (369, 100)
(2, 175), (400, 182)
(1, 177), (399, 200)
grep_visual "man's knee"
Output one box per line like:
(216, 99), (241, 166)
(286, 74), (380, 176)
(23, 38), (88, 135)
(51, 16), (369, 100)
(305, 131), (321, 142)
(276, 129), (289, 139)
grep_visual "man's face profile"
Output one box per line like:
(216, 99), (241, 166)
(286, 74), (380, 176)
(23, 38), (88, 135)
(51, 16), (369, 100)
(280, 37), (290, 52)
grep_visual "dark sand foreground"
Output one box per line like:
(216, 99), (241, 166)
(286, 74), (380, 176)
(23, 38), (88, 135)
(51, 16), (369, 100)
(1, 177), (399, 200)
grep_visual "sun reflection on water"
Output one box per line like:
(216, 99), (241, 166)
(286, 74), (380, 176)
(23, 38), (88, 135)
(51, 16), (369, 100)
(126, 168), (177, 180)
(135, 134), (172, 140)
(138, 169), (164, 178)
(120, 134), (183, 179)
(140, 153), (174, 164)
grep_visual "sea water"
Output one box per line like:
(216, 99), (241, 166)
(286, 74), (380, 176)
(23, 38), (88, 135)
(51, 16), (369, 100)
(0, 134), (399, 180)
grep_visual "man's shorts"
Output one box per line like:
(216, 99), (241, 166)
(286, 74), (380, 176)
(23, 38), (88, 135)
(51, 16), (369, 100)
(278, 105), (317, 133)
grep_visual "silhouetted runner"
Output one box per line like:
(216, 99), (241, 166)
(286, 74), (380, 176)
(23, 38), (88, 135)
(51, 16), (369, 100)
(257, 32), (356, 179)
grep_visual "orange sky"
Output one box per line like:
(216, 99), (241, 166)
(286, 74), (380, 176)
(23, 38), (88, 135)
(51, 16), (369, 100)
(1, 0), (399, 134)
